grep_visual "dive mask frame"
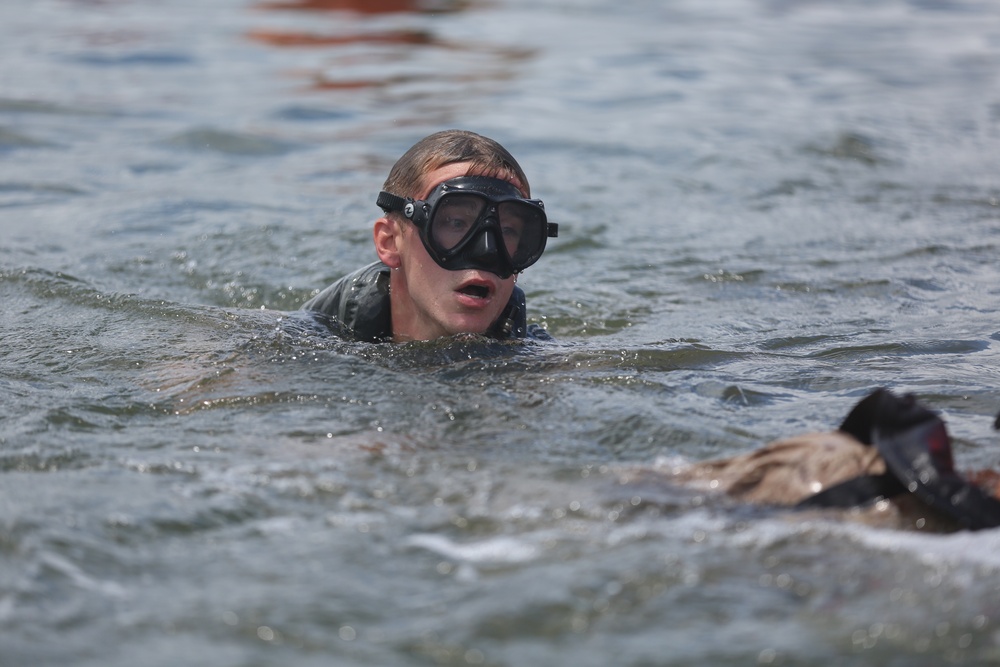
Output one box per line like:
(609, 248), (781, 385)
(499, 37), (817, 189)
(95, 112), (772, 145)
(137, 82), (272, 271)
(376, 176), (558, 279)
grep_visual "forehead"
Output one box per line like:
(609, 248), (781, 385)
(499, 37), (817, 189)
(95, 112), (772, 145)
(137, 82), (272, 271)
(417, 162), (526, 199)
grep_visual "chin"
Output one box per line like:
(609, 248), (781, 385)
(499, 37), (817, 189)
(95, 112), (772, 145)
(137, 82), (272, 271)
(447, 315), (497, 336)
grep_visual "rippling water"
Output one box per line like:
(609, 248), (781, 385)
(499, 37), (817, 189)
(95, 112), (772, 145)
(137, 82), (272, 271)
(4, 0), (1000, 665)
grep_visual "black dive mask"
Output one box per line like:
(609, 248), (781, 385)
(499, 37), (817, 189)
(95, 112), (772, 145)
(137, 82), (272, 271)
(376, 176), (558, 279)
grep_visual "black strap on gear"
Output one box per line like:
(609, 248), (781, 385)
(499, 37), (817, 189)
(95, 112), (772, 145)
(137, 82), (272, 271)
(795, 472), (905, 510)
(875, 418), (1000, 531)
(796, 388), (1000, 531)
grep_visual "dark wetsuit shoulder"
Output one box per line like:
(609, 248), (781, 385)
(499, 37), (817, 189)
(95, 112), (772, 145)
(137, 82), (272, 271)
(301, 262), (392, 342)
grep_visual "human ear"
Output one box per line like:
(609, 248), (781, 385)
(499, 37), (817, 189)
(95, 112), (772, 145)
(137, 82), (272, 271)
(373, 216), (403, 269)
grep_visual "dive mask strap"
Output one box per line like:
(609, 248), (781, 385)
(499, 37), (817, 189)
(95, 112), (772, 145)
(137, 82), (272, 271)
(377, 191), (412, 216)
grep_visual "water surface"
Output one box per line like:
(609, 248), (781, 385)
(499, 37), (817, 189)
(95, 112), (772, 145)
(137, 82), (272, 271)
(3, 0), (1000, 665)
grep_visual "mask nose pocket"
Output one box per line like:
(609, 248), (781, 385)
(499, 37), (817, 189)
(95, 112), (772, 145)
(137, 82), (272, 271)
(469, 226), (501, 262)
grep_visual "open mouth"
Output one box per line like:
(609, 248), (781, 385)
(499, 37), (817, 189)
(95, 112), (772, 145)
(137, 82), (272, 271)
(459, 284), (491, 299)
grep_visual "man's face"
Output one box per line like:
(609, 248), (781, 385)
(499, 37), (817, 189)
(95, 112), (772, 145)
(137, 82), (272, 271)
(388, 162), (520, 342)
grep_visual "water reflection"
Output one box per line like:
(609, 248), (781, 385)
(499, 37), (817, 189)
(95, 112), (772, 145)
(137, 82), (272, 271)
(255, 0), (468, 13)
(248, 0), (534, 94)
(246, 28), (435, 49)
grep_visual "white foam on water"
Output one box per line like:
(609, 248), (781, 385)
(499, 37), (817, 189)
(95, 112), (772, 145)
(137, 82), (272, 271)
(404, 533), (541, 565)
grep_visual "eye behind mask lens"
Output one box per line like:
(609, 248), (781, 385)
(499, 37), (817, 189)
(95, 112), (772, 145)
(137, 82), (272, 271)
(498, 201), (546, 266)
(430, 194), (487, 251)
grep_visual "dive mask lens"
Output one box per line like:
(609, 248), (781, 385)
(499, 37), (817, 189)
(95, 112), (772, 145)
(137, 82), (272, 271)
(429, 194), (487, 252)
(497, 200), (547, 269)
